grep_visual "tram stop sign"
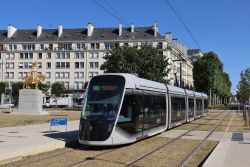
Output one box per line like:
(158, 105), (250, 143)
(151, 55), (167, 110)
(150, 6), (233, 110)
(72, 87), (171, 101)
(50, 118), (68, 133)
(51, 118), (67, 126)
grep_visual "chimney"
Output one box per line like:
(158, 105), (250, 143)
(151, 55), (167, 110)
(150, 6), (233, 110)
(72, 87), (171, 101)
(172, 38), (178, 47)
(118, 22), (122, 36)
(7, 25), (17, 38)
(165, 32), (172, 41)
(87, 22), (94, 37)
(131, 23), (134, 33)
(37, 24), (42, 37)
(58, 24), (63, 37)
(153, 20), (158, 37)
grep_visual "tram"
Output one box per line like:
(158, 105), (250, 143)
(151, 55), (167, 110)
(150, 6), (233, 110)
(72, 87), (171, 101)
(79, 73), (208, 146)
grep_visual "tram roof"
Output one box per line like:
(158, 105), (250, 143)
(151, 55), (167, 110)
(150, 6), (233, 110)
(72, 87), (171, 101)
(166, 85), (186, 95)
(201, 93), (208, 98)
(194, 92), (203, 98)
(185, 89), (195, 96)
(98, 73), (167, 92)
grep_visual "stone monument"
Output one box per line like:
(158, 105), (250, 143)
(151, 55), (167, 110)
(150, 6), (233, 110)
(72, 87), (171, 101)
(11, 62), (48, 115)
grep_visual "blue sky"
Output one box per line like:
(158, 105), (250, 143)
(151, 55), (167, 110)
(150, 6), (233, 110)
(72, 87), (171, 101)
(0, 0), (249, 94)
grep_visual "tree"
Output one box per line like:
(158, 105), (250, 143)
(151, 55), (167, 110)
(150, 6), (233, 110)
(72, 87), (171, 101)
(237, 68), (250, 103)
(51, 82), (65, 107)
(11, 82), (24, 105)
(193, 52), (231, 104)
(101, 45), (170, 83)
(0, 82), (7, 104)
(51, 82), (64, 97)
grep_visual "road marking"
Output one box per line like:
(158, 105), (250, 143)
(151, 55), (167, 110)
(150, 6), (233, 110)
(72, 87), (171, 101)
(225, 114), (235, 134)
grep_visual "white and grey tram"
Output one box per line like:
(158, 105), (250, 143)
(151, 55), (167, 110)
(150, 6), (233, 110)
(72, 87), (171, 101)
(79, 74), (208, 146)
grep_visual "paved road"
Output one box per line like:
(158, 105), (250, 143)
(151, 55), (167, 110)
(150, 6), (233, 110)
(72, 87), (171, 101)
(0, 120), (79, 164)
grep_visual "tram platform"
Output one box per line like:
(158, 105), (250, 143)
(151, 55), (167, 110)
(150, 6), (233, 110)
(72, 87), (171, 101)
(203, 131), (250, 167)
(0, 120), (79, 164)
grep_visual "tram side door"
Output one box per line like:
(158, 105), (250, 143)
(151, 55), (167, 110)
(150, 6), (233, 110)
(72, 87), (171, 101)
(136, 90), (151, 138)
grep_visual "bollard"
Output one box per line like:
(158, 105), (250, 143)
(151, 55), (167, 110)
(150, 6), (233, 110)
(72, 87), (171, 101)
(248, 108), (250, 127)
(244, 106), (247, 126)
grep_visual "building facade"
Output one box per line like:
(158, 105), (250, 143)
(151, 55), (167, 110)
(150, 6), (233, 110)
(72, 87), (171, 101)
(0, 22), (194, 91)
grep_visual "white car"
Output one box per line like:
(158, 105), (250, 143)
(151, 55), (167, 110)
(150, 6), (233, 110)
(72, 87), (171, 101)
(0, 103), (14, 109)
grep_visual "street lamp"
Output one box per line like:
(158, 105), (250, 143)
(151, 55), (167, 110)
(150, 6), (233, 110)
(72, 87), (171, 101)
(173, 58), (186, 88)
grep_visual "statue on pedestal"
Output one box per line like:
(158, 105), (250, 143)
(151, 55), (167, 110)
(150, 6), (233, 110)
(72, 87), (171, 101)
(23, 62), (45, 89)
(11, 62), (48, 115)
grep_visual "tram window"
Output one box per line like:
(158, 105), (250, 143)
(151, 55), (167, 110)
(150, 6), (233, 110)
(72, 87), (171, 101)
(117, 93), (137, 134)
(171, 96), (186, 123)
(117, 90), (166, 135)
(188, 98), (194, 117)
(196, 99), (203, 114)
(141, 93), (166, 130)
(204, 99), (208, 113)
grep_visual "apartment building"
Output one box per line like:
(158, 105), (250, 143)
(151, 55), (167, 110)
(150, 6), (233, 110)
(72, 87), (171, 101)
(0, 22), (194, 90)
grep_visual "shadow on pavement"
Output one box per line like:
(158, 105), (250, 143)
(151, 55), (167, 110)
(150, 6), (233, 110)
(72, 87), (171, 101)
(43, 130), (79, 147)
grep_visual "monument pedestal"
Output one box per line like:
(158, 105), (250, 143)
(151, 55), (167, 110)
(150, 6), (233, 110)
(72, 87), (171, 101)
(11, 89), (48, 115)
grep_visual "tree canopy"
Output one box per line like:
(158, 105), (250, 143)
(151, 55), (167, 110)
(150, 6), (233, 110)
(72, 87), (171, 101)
(237, 68), (250, 103)
(51, 82), (65, 97)
(193, 52), (231, 97)
(101, 45), (170, 83)
(0, 82), (7, 95)
(11, 82), (24, 99)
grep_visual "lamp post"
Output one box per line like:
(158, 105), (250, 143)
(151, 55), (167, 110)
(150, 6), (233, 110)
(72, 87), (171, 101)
(173, 59), (185, 88)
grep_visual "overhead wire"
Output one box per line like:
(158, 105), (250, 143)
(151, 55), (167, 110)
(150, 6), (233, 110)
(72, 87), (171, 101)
(103, 0), (130, 26)
(164, 0), (203, 52)
(91, 0), (130, 26)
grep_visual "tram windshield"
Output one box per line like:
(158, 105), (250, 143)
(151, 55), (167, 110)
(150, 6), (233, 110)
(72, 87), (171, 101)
(81, 75), (125, 119)
(79, 75), (125, 141)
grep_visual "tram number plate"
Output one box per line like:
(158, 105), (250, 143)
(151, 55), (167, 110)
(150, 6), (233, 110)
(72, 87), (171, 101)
(51, 118), (67, 126)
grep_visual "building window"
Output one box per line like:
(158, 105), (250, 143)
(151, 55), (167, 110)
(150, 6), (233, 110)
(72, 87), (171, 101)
(19, 53), (33, 59)
(55, 72), (70, 79)
(91, 43), (100, 50)
(58, 43), (72, 50)
(38, 53), (42, 59)
(55, 62), (70, 69)
(74, 81), (84, 89)
(9, 44), (17, 51)
(105, 43), (114, 50)
(6, 63), (14, 69)
(40, 44), (44, 50)
(89, 52), (99, 59)
(47, 53), (51, 59)
(37, 62), (42, 69)
(75, 62), (84, 68)
(56, 52), (70, 59)
(64, 82), (69, 89)
(46, 72), (51, 79)
(76, 43), (86, 50)
(75, 52), (85, 59)
(18, 72), (28, 79)
(48, 44), (53, 50)
(22, 44), (35, 51)
(74, 72), (84, 78)
(47, 62), (51, 69)
(88, 72), (98, 78)
(157, 42), (163, 49)
(89, 62), (99, 68)
(5, 72), (14, 79)
(6, 53), (15, 60)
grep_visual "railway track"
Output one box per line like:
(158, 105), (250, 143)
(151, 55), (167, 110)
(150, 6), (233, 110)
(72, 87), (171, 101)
(62, 112), (224, 167)
(122, 112), (230, 167)
(177, 111), (232, 167)
(8, 112), (226, 167)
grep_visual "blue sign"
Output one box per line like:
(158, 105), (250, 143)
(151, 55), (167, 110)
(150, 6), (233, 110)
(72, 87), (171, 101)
(50, 118), (67, 126)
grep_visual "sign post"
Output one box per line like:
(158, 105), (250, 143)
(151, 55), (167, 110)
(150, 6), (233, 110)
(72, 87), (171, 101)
(50, 117), (68, 133)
